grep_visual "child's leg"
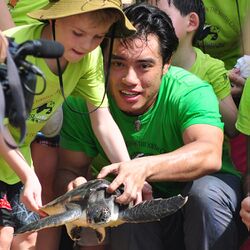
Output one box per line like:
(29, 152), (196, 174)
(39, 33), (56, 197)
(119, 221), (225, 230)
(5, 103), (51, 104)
(36, 227), (61, 250)
(8, 182), (39, 249)
(0, 226), (14, 250)
(0, 181), (14, 250)
(11, 232), (37, 250)
(31, 135), (60, 204)
(31, 136), (61, 250)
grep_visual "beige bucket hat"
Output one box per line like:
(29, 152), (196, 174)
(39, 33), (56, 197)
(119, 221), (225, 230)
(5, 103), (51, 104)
(28, 0), (136, 37)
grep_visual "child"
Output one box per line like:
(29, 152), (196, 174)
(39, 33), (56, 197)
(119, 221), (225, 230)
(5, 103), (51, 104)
(1, 0), (135, 249)
(236, 78), (250, 249)
(153, 0), (239, 139)
(196, 0), (250, 70)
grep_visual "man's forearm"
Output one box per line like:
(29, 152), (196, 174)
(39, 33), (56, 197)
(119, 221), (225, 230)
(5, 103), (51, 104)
(146, 141), (222, 182)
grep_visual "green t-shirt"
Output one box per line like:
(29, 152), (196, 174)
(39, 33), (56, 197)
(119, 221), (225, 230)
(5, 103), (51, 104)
(236, 78), (250, 135)
(7, 0), (48, 26)
(60, 66), (241, 198)
(1, 24), (107, 184)
(190, 47), (230, 100)
(190, 48), (233, 174)
(196, 0), (250, 69)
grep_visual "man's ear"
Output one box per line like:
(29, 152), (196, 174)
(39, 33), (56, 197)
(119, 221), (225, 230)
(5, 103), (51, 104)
(163, 60), (171, 74)
(187, 12), (199, 33)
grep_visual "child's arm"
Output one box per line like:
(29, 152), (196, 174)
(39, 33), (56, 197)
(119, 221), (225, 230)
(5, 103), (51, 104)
(0, 31), (8, 63)
(88, 103), (130, 163)
(0, 0), (15, 30)
(0, 127), (43, 213)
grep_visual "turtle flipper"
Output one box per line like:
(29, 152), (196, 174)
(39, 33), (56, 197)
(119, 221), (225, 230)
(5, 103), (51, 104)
(15, 205), (82, 234)
(120, 195), (188, 222)
(94, 228), (106, 243)
(66, 225), (106, 244)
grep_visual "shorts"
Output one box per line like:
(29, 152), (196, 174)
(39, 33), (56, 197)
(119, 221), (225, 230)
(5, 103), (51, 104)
(0, 181), (39, 230)
(76, 227), (110, 247)
(33, 132), (60, 148)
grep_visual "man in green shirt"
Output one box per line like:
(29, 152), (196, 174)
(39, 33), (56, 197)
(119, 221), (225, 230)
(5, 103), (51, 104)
(57, 3), (245, 250)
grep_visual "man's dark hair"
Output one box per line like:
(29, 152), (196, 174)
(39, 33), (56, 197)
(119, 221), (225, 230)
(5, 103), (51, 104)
(167, 0), (206, 43)
(123, 3), (179, 65)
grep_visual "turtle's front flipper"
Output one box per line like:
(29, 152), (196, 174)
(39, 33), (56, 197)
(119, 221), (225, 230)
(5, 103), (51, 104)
(15, 206), (82, 234)
(120, 195), (188, 222)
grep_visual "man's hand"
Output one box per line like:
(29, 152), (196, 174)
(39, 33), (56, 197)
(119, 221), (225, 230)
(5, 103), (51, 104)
(98, 157), (150, 205)
(134, 181), (153, 205)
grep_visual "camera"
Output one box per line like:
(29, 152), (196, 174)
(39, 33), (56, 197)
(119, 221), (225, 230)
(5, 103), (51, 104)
(0, 37), (64, 144)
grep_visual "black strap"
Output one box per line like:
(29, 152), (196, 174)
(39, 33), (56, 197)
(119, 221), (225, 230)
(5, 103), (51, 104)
(0, 50), (27, 148)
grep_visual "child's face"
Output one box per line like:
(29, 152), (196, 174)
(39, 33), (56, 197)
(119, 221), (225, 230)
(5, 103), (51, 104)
(54, 12), (114, 63)
(156, 1), (188, 40)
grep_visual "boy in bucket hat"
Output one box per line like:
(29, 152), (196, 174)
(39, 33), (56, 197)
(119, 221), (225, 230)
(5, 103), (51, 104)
(1, 0), (135, 249)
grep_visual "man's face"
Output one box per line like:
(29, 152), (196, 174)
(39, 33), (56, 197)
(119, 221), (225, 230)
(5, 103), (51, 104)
(54, 12), (113, 63)
(109, 34), (169, 116)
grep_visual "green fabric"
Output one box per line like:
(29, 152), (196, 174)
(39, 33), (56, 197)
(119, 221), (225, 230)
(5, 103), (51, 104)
(60, 66), (241, 198)
(190, 48), (230, 100)
(190, 48), (233, 177)
(196, 0), (250, 69)
(1, 24), (107, 184)
(7, 0), (49, 26)
(236, 78), (250, 135)
(8, 0), (49, 26)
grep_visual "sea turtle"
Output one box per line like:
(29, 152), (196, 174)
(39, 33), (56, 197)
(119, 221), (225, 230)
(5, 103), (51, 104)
(15, 179), (188, 243)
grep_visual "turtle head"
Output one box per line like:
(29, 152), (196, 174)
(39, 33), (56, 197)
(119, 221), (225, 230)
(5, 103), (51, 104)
(86, 188), (119, 225)
(87, 205), (111, 224)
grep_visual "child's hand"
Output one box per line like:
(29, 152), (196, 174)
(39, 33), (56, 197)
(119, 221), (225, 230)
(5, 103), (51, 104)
(67, 176), (87, 191)
(20, 173), (45, 216)
(240, 196), (250, 231)
(228, 68), (246, 97)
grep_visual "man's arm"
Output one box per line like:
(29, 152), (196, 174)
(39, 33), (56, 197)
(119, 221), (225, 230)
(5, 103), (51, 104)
(55, 148), (93, 196)
(98, 124), (223, 204)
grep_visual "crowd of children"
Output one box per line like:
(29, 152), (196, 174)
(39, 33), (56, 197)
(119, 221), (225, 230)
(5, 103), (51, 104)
(0, 0), (249, 249)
